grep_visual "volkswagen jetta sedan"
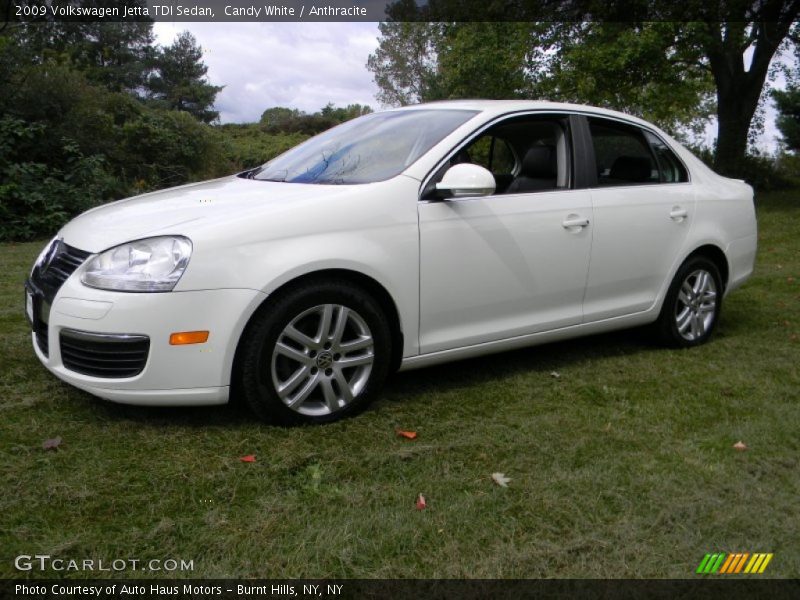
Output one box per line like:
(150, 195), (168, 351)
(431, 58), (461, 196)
(25, 101), (757, 424)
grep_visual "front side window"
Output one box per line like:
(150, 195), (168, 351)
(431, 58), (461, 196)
(464, 135), (516, 178)
(424, 115), (571, 199)
(253, 109), (478, 185)
(589, 118), (659, 186)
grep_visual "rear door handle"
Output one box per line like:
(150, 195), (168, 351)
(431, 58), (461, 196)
(562, 215), (590, 229)
(670, 206), (688, 221)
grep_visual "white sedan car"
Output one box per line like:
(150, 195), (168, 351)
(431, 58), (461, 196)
(25, 101), (757, 424)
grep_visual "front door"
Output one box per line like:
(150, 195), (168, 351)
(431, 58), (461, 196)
(418, 190), (593, 353)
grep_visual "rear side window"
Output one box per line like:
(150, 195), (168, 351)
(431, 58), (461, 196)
(643, 131), (689, 183)
(588, 118), (659, 186)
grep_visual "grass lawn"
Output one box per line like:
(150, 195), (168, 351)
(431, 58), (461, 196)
(1, 190), (798, 579)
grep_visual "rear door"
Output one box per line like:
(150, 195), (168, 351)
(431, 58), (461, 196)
(581, 116), (695, 321)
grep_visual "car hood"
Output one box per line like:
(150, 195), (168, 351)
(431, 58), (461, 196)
(59, 176), (359, 253)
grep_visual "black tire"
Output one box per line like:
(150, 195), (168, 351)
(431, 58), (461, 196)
(237, 279), (392, 425)
(656, 255), (723, 348)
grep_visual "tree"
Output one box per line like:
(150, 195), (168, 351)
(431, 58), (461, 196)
(366, 20), (446, 105)
(259, 107), (303, 129)
(8, 4), (156, 95)
(437, 23), (541, 100)
(538, 23), (715, 135)
(367, 1), (800, 175)
(60, 21), (156, 94)
(367, 21), (713, 132)
(320, 103), (373, 121)
(148, 31), (222, 123)
(259, 104), (373, 135)
(774, 86), (800, 151)
(697, 6), (799, 174)
(538, 13), (799, 173)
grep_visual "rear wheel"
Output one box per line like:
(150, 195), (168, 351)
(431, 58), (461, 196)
(238, 281), (392, 424)
(656, 256), (723, 347)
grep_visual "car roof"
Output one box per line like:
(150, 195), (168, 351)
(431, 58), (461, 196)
(386, 99), (656, 130)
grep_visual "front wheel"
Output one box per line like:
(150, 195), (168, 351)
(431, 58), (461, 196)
(656, 256), (723, 347)
(237, 281), (392, 425)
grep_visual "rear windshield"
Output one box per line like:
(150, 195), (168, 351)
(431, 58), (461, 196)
(252, 109), (478, 184)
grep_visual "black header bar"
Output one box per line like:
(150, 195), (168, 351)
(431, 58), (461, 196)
(5, 0), (799, 23)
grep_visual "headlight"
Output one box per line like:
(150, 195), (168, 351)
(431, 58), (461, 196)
(81, 236), (192, 292)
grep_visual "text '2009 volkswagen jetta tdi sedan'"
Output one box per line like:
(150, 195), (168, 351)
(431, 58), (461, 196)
(25, 101), (757, 424)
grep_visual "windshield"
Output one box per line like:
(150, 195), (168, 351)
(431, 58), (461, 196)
(252, 109), (478, 185)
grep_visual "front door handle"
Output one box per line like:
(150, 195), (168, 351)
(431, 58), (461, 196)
(670, 206), (688, 221)
(562, 215), (590, 230)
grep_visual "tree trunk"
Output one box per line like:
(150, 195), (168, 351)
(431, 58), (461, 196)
(713, 88), (761, 177)
(704, 13), (799, 177)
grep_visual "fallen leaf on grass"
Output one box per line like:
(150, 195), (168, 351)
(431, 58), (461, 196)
(396, 429), (417, 440)
(733, 441), (748, 452)
(491, 472), (512, 487)
(239, 454), (256, 463)
(42, 437), (62, 451)
(415, 493), (427, 510)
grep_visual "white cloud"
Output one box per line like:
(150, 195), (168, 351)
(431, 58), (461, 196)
(153, 22), (382, 123)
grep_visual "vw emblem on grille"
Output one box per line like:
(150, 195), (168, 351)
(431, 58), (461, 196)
(39, 239), (62, 274)
(316, 351), (333, 370)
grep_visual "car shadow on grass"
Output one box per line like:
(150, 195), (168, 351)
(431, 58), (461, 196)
(80, 394), (254, 428)
(79, 326), (659, 427)
(385, 326), (656, 398)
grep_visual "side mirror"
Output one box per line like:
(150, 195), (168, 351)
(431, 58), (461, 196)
(436, 163), (496, 198)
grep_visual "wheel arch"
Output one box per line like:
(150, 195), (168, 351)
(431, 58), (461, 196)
(684, 244), (730, 292)
(652, 242), (731, 320)
(231, 269), (405, 394)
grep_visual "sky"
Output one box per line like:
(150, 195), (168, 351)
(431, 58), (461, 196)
(153, 22), (788, 153)
(153, 22), (382, 122)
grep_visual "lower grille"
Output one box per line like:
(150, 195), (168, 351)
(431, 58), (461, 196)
(59, 329), (150, 378)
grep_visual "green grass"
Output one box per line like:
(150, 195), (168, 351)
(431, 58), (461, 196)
(1, 190), (798, 579)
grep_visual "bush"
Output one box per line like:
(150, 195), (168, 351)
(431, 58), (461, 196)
(121, 109), (228, 190)
(686, 145), (793, 192)
(217, 124), (309, 171)
(775, 153), (800, 187)
(0, 118), (117, 241)
(737, 153), (795, 192)
(0, 62), (237, 240)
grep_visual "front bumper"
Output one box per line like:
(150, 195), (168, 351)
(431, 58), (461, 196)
(28, 265), (265, 406)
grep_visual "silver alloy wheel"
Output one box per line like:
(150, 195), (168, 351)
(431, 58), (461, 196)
(270, 304), (374, 416)
(675, 269), (717, 341)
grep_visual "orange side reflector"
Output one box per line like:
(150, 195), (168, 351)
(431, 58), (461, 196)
(169, 331), (209, 345)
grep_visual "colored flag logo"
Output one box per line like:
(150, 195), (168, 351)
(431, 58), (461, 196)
(696, 552), (773, 574)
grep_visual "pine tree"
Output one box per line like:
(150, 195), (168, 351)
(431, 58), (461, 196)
(148, 32), (222, 123)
